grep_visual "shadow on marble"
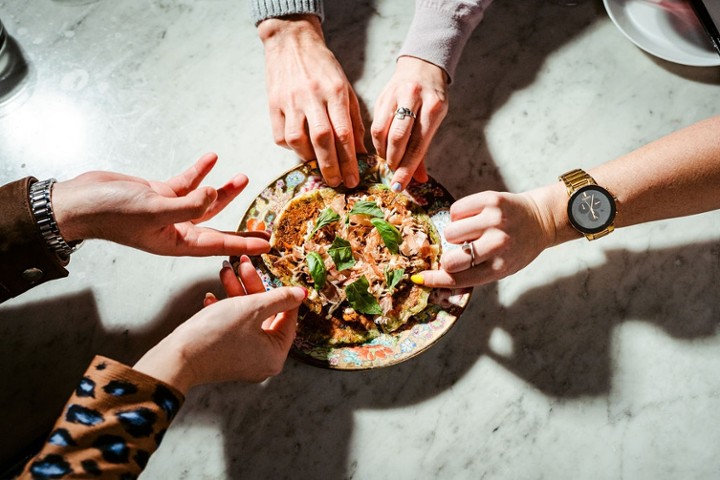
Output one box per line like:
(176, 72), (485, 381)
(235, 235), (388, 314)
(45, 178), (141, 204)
(323, 0), (377, 144)
(169, 2), (631, 478)
(645, 53), (720, 84)
(424, 0), (606, 197)
(161, 239), (719, 479)
(488, 240), (720, 398)
(0, 277), (225, 470)
(0, 289), (99, 468)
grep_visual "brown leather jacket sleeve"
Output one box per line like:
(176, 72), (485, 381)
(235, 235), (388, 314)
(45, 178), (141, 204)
(0, 177), (70, 302)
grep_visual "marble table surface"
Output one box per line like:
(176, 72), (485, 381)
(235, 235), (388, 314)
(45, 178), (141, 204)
(1, 0), (719, 478)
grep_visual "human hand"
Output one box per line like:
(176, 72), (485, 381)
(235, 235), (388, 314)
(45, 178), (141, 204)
(134, 255), (306, 393)
(258, 14), (366, 188)
(51, 153), (270, 257)
(412, 190), (557, 288)
(371, 56), (449, 192)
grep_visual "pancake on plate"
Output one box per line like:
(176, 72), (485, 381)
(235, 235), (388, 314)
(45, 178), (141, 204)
(261, 184), (441, 346)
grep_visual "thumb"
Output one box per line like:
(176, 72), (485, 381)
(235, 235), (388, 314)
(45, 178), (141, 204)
(242, 286), (307, 324)
(152, 187), (217, 224)
(264, 308), (299, 349)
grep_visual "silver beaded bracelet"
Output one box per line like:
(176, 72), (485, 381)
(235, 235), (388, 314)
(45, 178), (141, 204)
(29, 178), (83, 258)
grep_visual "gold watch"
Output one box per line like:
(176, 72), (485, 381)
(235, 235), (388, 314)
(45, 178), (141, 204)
(559, 169), (616, 241)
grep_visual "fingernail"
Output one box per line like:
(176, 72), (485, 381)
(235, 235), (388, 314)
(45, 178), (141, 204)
(240, 255), (250, 263)
(344, 174), (358, 187)
(410, 274), (424, 285)
(327, 176), (341, 187)
(203, 292), (216, 307)
(391, 182), (403, 192)
(222, 260), (232, 269)
(298, 286), (309, 298)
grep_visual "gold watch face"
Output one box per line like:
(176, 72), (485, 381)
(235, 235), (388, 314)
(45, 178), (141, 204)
(568, 185), (616, 234)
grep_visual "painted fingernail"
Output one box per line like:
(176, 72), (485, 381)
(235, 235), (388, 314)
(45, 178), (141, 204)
(391, 182), (403, 192)
(222, 260), (232, 269)
(410, 274), (424, 285)
(298, 286), (309, 298)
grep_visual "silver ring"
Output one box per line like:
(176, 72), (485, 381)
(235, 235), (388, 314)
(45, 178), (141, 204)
(462, 241), (476, 268)
(394, 107), (416, 120)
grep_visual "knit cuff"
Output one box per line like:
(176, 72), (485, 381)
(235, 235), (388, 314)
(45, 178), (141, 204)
(398, 0), (491, 83)
(250, 0), (324, 26)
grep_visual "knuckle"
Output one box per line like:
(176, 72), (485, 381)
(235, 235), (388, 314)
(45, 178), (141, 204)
(330, 80), (347, 96)
(490, 255), (512, 275)
(404, 81), (423, 96)
(428, 98), (449, 117)
(273, 133), (287, 146)
(370, 125), (384, 140)
(388, 129), (407, 145)
(334, 126), (352, 145)
(285, 131), (307, 148)
(311, 126), (333, 145)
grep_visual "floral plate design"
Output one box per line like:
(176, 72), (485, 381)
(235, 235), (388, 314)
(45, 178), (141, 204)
(234, 154), (473, 370)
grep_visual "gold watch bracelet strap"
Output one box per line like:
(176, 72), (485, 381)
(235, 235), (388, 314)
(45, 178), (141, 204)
(559, 168), (596, 195)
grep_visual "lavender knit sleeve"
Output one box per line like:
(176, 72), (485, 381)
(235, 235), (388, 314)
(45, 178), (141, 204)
(398, 0), (493, 83)
(250, 0), (325, 25)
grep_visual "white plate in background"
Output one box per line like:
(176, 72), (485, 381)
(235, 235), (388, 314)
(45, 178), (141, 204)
(603, 0), (720, 67)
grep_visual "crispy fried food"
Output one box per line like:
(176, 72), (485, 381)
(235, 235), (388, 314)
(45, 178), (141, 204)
(262, 185), (440, 346)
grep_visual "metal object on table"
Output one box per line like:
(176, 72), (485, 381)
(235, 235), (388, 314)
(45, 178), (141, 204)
(689, 0), (720, 58)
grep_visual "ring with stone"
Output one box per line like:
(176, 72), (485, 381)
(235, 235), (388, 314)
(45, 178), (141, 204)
(462, 241), (476, 268)
(394, 107), (416, 120)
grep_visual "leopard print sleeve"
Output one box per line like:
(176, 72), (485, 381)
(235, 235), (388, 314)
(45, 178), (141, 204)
(18, 356), (185, 479)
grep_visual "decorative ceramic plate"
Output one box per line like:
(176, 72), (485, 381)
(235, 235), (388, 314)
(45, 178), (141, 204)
(604, 0), (720, 67)
(234, 154), (473, 370)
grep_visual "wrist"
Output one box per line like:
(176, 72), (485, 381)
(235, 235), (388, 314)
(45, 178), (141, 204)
(133, 335), (195, 395)
(525, 181), (579, 248)
(258, 14), (323, 46)
(29, 178), (84, 257)
(397, 55), (449, 85)
(50, 179), (89, 243)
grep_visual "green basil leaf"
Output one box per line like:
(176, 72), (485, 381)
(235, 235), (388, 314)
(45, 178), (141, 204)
(328, 236), (356, 271)
(348, 200), (384, 219)
(345, 275), (383, 315)
(385, 267), (405, 291)
(305, 251), (327, 290)
(311, 208), (340, 236)
(371, 218), (402, 254)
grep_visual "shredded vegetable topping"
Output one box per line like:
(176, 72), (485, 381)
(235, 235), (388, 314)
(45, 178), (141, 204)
(262, 185), (440, 345)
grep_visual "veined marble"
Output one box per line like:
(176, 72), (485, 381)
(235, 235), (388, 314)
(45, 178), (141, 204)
(1, 1), (719, 479)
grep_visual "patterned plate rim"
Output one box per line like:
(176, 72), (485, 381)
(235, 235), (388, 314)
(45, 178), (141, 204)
(234, 154), (473, 370)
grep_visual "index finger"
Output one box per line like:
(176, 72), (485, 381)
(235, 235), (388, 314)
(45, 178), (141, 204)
(166, 153), (218, 196)
(307, 107), (342, 187)
(327, 98), (360, 188)
(389, 112), (437, 191)
(237, 255), (266, 295)
(449, 192), (493, 221)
